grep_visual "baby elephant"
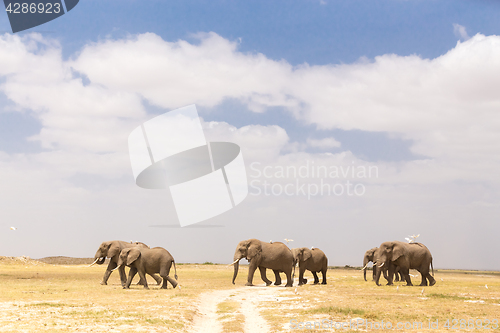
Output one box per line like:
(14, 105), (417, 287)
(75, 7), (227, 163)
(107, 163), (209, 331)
(117, 247), (178, 289)
(292, 247), (328, 285)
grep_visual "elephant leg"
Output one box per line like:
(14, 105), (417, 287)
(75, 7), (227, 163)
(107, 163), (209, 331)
(246, 262), (258, 286)
(298, 267), (306, 286)
(151, 274), (162, 285)
(427, 272), (436, 286)
(284, 268), (293, 287)
(401, 268), (412, 286)
(321, 268), (327, 285)
(124, 267), (137, 289)
(160, 263), (178, 289)
(118, 264), (129, 287)
(137, 270), (149, 289)
(312, 272), (320, 285)
(258, 267), (272, 286)
(386, 266), (394, 286)
(383, 269), (389, 281)
(162, 275), (178, 289)
(419, 267), (435, 286)
(101, 260), (117, 285)
(136, 274), (161, 286)
(419, 272), (428, 286)
(273, 269), (282, 286)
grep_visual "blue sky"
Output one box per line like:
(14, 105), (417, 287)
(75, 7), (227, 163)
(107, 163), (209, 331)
(0, 0), (500, 270)
(3, 0), (500, 63)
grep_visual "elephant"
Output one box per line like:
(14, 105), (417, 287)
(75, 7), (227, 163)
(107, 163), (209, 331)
(373, 241), (435, 287)
(362, 247), (378, 282)
(116, 247), (178, 289)
(232, 239), (294, 287)
(90, 240), (161, 286)
(362, 247), (404, 282)
(291, 247), (328, 285)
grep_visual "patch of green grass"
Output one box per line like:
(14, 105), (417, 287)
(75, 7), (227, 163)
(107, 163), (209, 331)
(25, 302), (69, 307)
(428, 293), (469, 301)
(307, 306), (366, 316)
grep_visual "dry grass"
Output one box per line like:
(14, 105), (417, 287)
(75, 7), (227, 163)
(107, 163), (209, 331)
(0, 258), (237, 332)
(260, 269), (500, 332)
(217, 300), (245, 332)
(0, 257), (499, 332)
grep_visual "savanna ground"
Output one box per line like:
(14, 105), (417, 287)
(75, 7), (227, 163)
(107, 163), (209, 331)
(0, 256), (499, 332)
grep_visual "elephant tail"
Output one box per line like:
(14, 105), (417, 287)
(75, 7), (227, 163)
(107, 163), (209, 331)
(173, 261), (178, 280)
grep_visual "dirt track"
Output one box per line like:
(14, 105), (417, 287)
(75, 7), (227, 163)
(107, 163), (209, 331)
(190, 286), (275, 333)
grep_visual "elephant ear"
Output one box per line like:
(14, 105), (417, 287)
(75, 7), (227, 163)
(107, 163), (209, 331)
(127, 248), (141, 265)
(247, 242), (262, 261)
(303, 248), (312, 261)
(108, 243), (121, 259)
(392, 243), (404, 262)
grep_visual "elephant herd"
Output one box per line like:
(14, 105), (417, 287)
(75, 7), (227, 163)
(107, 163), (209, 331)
(231, 238), (328, 287)
(90, 240), (178, 289)
(362, 241), (436, 287)
(89, 238), (435, 290)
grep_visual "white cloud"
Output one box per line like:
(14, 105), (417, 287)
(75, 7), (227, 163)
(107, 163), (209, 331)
(307, 137), (341, 149)
(453, 23), (470, 41)
(0, 32), (499, 269)
(67, 32), (500, 183)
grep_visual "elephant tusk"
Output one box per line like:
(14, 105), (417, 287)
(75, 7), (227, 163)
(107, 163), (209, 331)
(228, 259), (240, 266)
(111, 264), (122, 272)
(378, 262), (385, 268)
(89, 258), (100, 267)
(361, 263), (369, 270)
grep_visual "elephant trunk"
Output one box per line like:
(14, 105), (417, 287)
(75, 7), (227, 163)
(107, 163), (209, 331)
(232, 256), (242, 284)
(362, 257), (370, 281)
(93, 251), (106, 265)
(374, 263), (382, 286)
(89, 258), (100, 267)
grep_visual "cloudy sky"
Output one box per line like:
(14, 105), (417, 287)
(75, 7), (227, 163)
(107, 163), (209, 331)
(1, 0), (499, 270)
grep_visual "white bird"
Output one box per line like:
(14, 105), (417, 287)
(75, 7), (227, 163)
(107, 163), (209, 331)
(396, 286), (399, 291)
(284, 239), (294, 244)
(10, 227), (17, 231)
(269, 240), (273, 244)
(405, 237), (414, 243)
(311, 246), (315, 250)
(485, 285), (488, 289)
(421, 288), (425, 295)
(294, 287), (298, 294)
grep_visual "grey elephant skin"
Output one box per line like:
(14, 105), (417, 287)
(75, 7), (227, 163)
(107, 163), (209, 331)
(91, 240), (161, 286)
(291, 247), (328, 285)
(374, 241), (436, 286)
(118, 247), (178, 289)
(362, 247), (378, 282)
(232, 239), (294, 287)
(363, 247), (403, 282)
